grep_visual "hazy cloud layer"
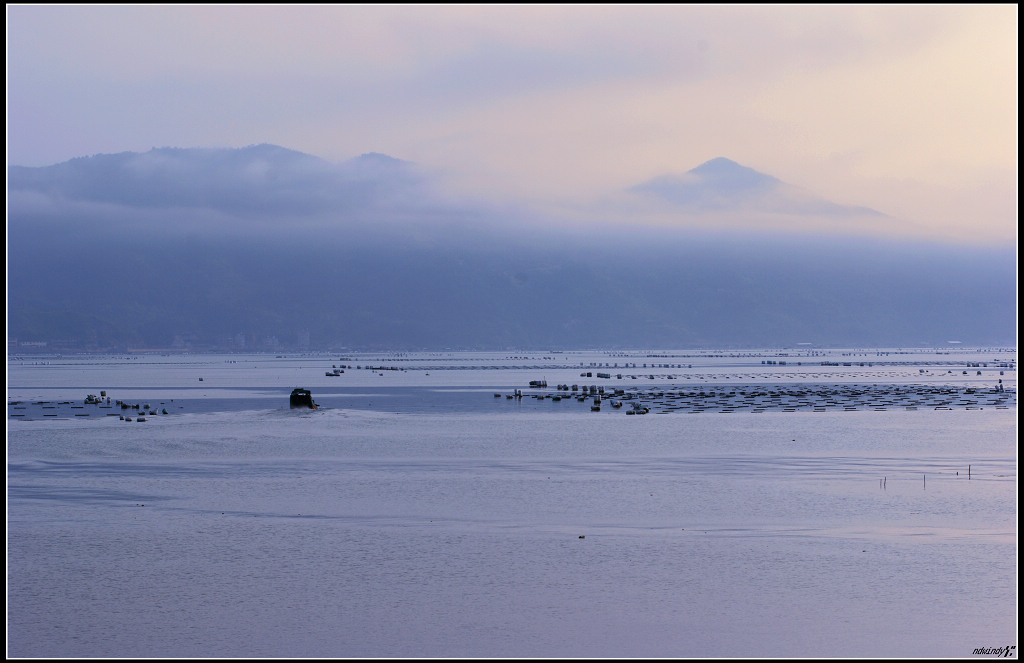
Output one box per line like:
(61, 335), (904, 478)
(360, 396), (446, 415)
(8, 145), (912, 244)
(7, 5), (1017, 244)
(8, 145), (1016, 350)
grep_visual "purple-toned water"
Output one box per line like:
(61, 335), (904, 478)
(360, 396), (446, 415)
(7, 349), (1017, 657)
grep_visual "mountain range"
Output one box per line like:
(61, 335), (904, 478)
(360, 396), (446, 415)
(7, 145), (1016, 351)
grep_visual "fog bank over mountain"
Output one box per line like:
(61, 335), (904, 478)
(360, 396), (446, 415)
(7, 145), (1016, 351)
(8, 145), (456, 239)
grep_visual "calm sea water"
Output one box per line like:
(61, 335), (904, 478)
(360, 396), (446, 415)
(7, 349), (1018, 657)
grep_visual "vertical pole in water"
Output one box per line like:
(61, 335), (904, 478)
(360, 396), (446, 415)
(969, 464), (971, 480)
(923, 474), (926, 489)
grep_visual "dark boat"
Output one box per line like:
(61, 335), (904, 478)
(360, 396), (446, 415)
(290, 388), (318, 409)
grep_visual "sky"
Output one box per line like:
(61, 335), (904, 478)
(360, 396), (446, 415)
(6, 4), (1018, 245)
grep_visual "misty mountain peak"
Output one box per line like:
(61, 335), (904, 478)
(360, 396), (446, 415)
(632, 157), (882, 218)
(631, 157), (779, 209)
(693, 156), (741, 170)
(8, 144), (423, 216)
(341, 152), (416, 176)
(688, 157), (780, 188)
